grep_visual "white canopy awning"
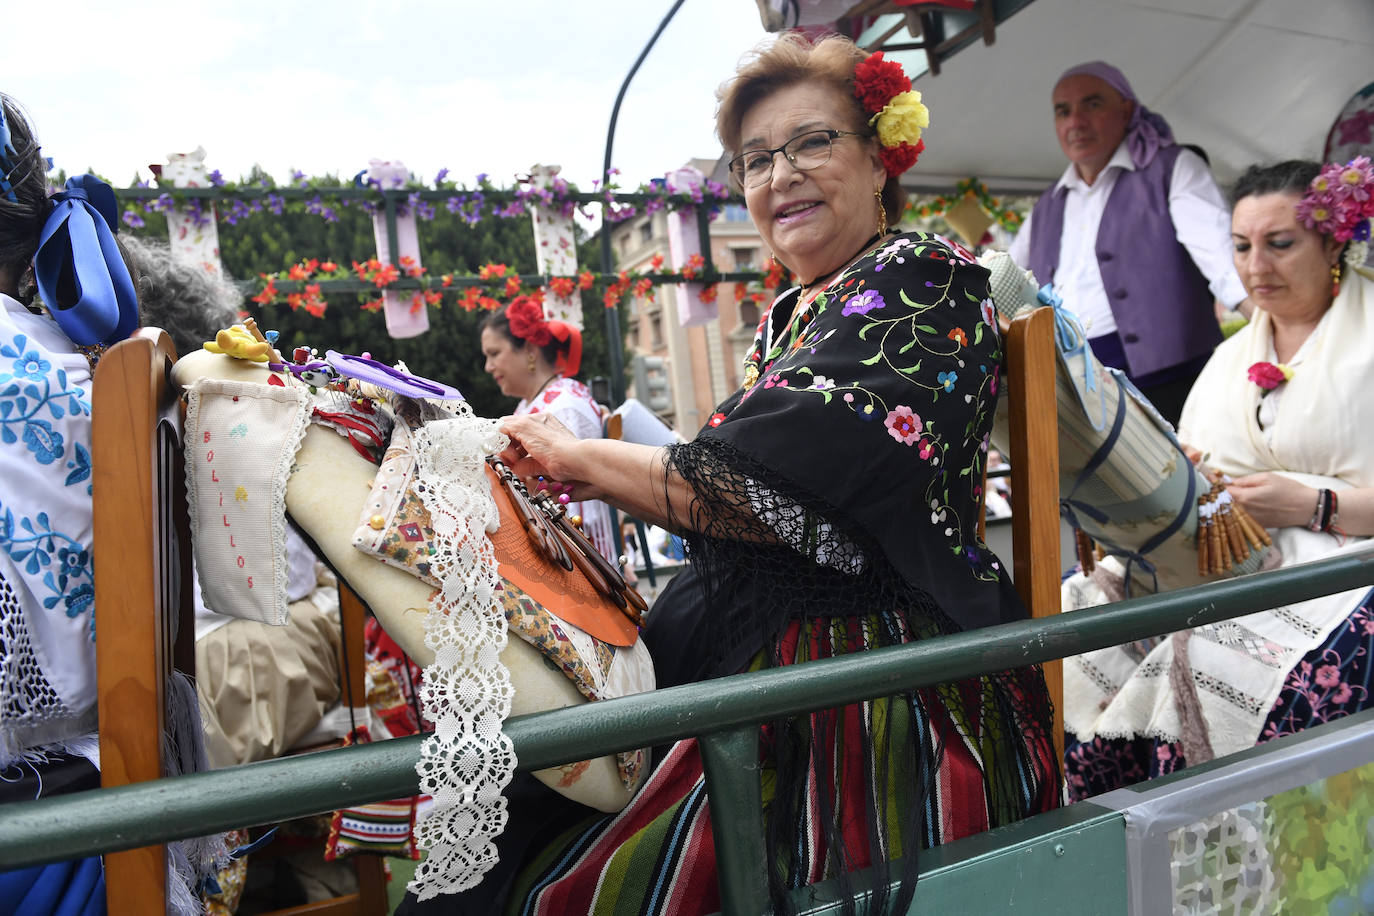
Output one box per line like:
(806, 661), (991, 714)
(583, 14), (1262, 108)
(883, 0), (1374, 193)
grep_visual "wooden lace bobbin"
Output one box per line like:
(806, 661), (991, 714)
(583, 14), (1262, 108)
(1196, 508), (1211, 577)
(1218, 495), (1248, 563)
(1075, 529), (1097, 574)
(1234, 502), (1273, 549)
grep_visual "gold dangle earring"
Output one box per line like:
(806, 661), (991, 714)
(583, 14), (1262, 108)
(875, 188), (887, 237)
(526, 352), (537, 373)
(1331, 261), (1343, 299)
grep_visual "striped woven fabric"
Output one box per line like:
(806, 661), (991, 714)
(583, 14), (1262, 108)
(506, 614), (1059, 916)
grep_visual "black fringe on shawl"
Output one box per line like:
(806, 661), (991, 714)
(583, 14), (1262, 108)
(659, 436), (1059, 916)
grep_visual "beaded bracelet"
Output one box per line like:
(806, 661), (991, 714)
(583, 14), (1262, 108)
(1308, 488), (1337, 533)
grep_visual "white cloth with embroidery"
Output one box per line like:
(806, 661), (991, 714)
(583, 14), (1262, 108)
(184, 378), (310, 626)
(0, 295), (97, 765)
(407, 410), (516, 899)
(517, 376), (615, 562)
(1066, 267), (1374, 757)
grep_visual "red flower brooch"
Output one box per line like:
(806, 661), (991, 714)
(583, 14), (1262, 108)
(1247, 361), (1293, 391)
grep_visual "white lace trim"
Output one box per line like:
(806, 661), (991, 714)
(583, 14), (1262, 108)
(407, 411), (515, 899)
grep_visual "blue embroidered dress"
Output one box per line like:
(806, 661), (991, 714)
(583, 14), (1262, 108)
(0, 292), (96, 765)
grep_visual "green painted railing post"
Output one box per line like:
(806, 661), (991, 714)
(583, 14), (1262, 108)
(699, 726), (770, 916)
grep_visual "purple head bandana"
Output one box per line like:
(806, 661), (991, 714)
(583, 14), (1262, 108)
(1057, 61), (1175, 169)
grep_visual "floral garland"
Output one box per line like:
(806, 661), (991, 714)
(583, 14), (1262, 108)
(1297, 156), (1374, 267)
(249, 253), (791, 319)
(852, 51), (928, 178)
(117, 168), (734, 231)
(906, 178), (1025, 233)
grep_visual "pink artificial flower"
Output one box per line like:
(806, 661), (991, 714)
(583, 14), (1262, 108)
(1247, 361), (1291, 390)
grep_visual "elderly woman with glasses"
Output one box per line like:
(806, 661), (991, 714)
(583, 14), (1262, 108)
(462, 34), (1060, 916)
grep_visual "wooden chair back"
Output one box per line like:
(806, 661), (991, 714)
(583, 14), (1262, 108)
(1001, 308), (1064, 759)
(94, 329), (192, 910)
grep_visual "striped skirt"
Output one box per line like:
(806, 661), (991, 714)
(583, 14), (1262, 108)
(505, 615), (1061, 916)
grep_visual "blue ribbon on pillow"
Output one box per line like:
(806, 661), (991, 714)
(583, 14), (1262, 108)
(33, 175), (139, 347)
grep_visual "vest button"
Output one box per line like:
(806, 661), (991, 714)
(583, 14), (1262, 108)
(1099, 251), (1114, 262)
(1123, 333), (1140, 344)
(1114, 289), (1128, 299)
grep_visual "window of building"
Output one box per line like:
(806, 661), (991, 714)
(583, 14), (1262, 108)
(732, 247), (758, 271)
(739, 300), (760, 329)
(721, 204), (751, 223)
(639, 221), (654, 245)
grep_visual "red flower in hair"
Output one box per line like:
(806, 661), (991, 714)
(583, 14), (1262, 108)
(879, 139), (924, 178)
(506, 296), (552, 346)
(853, 51), (911, 114)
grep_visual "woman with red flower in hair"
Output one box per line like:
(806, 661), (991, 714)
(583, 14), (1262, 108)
(442, 34), (1060, 916)
(479, 296), (615, 560)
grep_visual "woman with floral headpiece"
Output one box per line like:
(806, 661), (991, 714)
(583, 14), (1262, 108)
(480, 296), (616, 562)
(440, 34), (1061, 916)
(1065, 159), (1374, 799)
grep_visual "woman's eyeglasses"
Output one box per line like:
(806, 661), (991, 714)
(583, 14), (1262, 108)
(728, 129), (866, 189)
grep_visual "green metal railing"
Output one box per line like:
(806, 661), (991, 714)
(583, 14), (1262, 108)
(2, 551), (1372, 913)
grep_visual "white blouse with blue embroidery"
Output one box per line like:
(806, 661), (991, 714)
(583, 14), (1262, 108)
(0, 293), (97, 765)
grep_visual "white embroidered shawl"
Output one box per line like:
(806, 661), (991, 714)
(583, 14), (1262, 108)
(0, 296), (97, 764)
(1065, 267), (1374, 758)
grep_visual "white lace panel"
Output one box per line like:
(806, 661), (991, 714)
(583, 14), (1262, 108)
(407, 411), (515, 900)
(0, 574), (78, 764)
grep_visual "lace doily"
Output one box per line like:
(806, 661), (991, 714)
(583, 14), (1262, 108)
(407, 410), (515, 899)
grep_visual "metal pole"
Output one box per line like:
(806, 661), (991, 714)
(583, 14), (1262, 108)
(601, 0), (688, 406)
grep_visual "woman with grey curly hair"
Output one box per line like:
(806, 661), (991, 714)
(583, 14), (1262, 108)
(120, 234), (242, 358)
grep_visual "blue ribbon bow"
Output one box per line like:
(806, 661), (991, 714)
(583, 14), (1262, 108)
(33, 175), (139, 347)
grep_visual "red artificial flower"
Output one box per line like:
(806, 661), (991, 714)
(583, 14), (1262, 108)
(305, 258), (320, 273)
(649, 253), (665, 272)
(578, 270), (595, 290)
(288, 263), (309, 281)
(441, 273), (453, 288)
(698, 283), (719, 304)
(549, 276), (575, 298)
(423, 289), (443, 306)
(409, 293), (425, 314)
(506, 295), (552, 346)
(361, 298), (385, 312)
(372, 263), (400, 288)
(251, 278), (278, 306)
(460, 287), (482, 311)
(1247, 361), (1291, 390)
(504, 276), (522, 297)
(320, 260), (338, 273)
(853, 51), (911, 114)
(878, 139), (924, 178)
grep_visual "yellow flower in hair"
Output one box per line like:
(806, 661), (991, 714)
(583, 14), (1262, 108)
(872, 90), (930, 148)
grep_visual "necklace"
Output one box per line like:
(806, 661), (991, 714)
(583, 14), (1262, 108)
(797, 232), (883, 292)
(526, 371), (561, 404)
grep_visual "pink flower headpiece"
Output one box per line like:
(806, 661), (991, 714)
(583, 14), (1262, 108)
(853, 52), (929, 178)
(505, 296), (582, 377)
(1296, 157), (1374, 247)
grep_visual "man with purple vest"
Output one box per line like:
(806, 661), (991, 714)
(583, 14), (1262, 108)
(1008, 61), (1250, 424)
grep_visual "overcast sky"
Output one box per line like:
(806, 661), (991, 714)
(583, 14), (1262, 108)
(7, 1), (769, 191)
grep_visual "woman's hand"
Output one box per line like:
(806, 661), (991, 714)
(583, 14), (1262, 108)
(498, 412), (598, 500)
(1226, 473), (1315, 530)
